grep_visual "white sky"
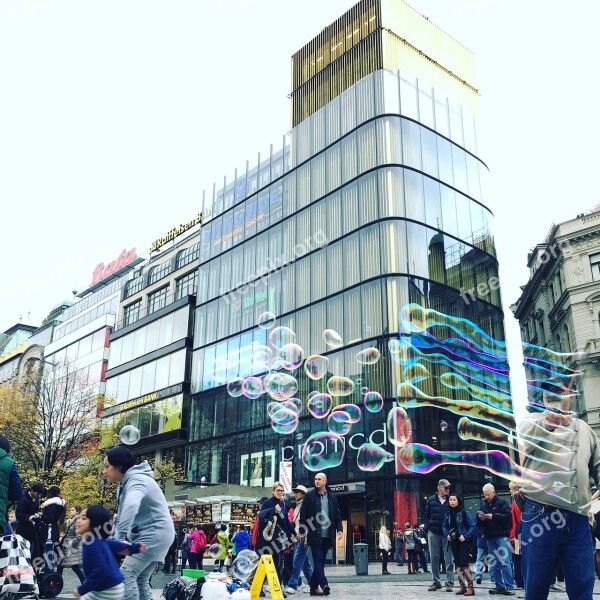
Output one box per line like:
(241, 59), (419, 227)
(2, 0), (599, 419)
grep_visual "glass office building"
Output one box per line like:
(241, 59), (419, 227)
(188, 0), (506, 561)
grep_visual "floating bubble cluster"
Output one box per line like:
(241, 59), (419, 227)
(218, 304), (584, 500)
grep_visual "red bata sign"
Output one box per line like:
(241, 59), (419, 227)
(90, 248), (137, 286)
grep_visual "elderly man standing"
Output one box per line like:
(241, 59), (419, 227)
(477, 483), (514, 595)
(284, 484), (314, 595)
(424, 478), (455, 591)
(518, 378), (600, 599)
(299, 473), (343, 597)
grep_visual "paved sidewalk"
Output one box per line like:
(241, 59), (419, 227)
(56, 561), (600, 598)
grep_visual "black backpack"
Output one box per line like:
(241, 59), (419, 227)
(162, 576), (204, 600)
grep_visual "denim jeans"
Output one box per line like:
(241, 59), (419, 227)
(57, 564), (85, 583)
(427, 531), (454, 586)
(309, 538), (331, 591)
(121, 556), (156, 600)
(287, 540), (313, 589)
(486, 537), (514, 591)
(474, 546), (486, 579)
(521, 499), (594, 600)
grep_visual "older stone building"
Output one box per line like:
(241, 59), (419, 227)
(511, 209), (600, 432)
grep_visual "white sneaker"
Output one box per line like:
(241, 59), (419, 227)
(284, 586), (297, 594)
(264, 584), (270, 592)
(302, 584), (311, 593)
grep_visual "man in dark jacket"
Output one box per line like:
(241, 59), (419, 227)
(0, 435), (24, 533)
(424, 478), (455, 591)
(478, 483), (515, 595)
(299, 473), (343, 597)
(15, 482), (46, 556)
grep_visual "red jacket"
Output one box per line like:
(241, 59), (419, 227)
(510, 499), (522, 539)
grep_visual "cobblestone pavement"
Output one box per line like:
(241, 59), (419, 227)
(55, 562), (600, 598)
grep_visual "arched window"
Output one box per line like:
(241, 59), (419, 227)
(175, 243), (200, 270)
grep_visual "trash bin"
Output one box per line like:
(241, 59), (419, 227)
(353, 543), (369, 575)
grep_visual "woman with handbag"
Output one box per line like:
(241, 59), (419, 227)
(57, 505), (84, 583)
(443, 495), (477, 596)
(257, 482), (296, 592)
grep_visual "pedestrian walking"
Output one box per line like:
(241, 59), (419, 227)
(57, 505), (84, 583)
(299, 473), (343, 597)
(15, 482), (45, 558)
(179, 527), (192, 572)
(404, 523), (420, 575)
(379, 526), (392, 575)
(518, 377), (600, 599)
(443, 494), (476, 596)
(424, 478), (455, 591)
(0, 435), (23, 534)
(232, 524), (252, 554)
(190, 524), (207, 571)
(214, 523), (231, 572)
(73, 504), (146, 600)
(473, 531), (487, 584)
(258, 483), (296, 592)
(477, 483), (514, 595)
(284, 484), (313, 595)
(103, 447), (174, 600)
(394, 527), (405, 566)
(508, 482), (524, 590)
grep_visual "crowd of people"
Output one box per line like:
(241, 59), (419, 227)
(2, 375), (600, 599)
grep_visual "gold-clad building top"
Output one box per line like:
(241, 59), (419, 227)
(291, 0), (479, 126)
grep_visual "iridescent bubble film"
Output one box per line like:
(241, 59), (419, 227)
(119, 425), (140, 445)
(356, 347), (380, 365)
(242, 376), (263, 399)
(323, 329), (343, 348)
(327, 411), (353, 435)
(231, 549), (260, 581)
(304, 355), (329, 380)
(308, 393), (332, 418)
(331, 403), (362, 423)
(269, 326), (296, 350)
(363, 391), (383, 413)
(327, 376), (355, 397)
(357, 443), (394, 472)
(301, 432), (345, 471)
(257, 311), (276, 329)
(226, 377), (244, 398)
(278, 343), (304, 370)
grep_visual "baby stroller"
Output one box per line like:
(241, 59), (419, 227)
(29, 518), (63, 599)
(0, 532), (39, 599)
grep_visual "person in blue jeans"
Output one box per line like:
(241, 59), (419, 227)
(518, 377), (600, 600)
(477, 483), (515, 595)
(473, 531), (488, 584)
(285, 485), (313, 594)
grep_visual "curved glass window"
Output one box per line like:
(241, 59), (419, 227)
(176, 242), (200, 269)
(148, 260), (171, 285)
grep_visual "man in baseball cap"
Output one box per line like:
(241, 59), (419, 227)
(424, 478), (454, 591)
(285, 485), (312, 594)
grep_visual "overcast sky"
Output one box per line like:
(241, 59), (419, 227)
(2, 0), (599, 418)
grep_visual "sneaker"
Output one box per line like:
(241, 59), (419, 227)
(501, 592), (515, 597)
(264, 585), (270, 592)
(489, 591), (504, 595)
(301, 584), (311, 593)
(549, 583), (565, 592)
(322, 586), (331, 596)
(445, 583), (453, 592)
(429, 583), (443, 591)
(475, 578), (482, 584)
(284, 586), (297, 595)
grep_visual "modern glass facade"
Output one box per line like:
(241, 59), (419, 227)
(187, 63), (505, 559)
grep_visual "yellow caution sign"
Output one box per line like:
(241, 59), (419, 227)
(250, 555), (284, 600)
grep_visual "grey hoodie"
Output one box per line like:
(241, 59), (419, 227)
(114, 461), (174, 561)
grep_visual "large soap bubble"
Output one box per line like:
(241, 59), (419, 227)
(231, 549), (260, 580)
(119, 425), (140, 445)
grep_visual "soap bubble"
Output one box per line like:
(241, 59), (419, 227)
(278, 343), (304, 370)
(308, 393), (332, 418)
(356, 347), (381, 365)
(440, 420), (448, 432)
(301, 432), (345, 471)
(264, 373), (298, 401)
(208, 543), (222, 558)
(327, 411), (353, 435)
(387, 407), (412, 448)
(242, 377), (263, 399)
(327, 376), (355, 397)
(357, 443), (395, 472)
(304, 355), (329, 380)
(363, 391), (384, 413)
(119, 425), (140, 445)
(257, 312), (276, 329)
(227, 377), (244, 397)
(323, 329), (343, 348)
(269, 326), (296, 349)
(331, 404), (362, 423)
(231, 549), (260, 580)
(270, 406), (299, 435)
(360, 386), (369, 395)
